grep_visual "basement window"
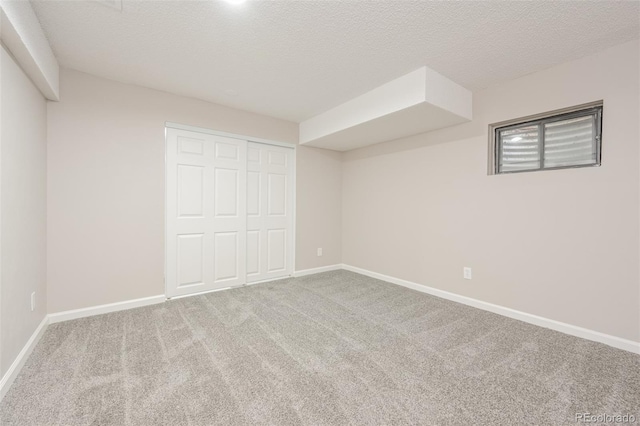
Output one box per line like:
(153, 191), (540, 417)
(489, 102), (603, 174)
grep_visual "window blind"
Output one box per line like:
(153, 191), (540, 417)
(495, 105), (601, 174)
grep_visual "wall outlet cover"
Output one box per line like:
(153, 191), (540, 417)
(463, 267), (472, 280)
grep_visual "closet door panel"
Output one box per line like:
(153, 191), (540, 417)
(247, 230), (260, 277)
(247, 142), (294, 283)
(166, 129), (247, 297)
(167, 127), (292, 297)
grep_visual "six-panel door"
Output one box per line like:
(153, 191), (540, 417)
(166, 129), (248, 298)
(246, 142), (294, 283)
(165, 128), (293, 298)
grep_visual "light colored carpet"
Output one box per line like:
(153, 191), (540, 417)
(1, 270), (638, 425)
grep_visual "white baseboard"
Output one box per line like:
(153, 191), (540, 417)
(293, 264), (342, 277)
(0, 295), (164, 401)
(2, 264), (636, 405)
(48, 294), (166, 324)
(341, 264), (640, 355)
(0, 316), (49, 402)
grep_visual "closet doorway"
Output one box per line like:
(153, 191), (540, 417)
(165, 124), (295, 298)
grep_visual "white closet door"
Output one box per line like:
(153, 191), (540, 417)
(246, 142), (294, 283)
(166, 128), (247, 298)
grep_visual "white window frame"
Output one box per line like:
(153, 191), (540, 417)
(488, 101), (603, 175)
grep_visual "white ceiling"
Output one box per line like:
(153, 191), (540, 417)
(31, 0), (639, 122)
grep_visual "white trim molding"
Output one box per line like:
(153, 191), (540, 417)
(341, 264), (640, 355)
(48, 295), (166, 324)
(0, 316), (48, 402)
(293, 264), (343, 277)
(1, 296), (164, 401)
(164, 122), (297, 149)
(2, 264), (637, 404)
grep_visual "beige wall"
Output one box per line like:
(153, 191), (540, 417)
(0, 46), (48, 376)
(41, 40), (640, 343)
(342, 40), (640, 342)
(296, 146), (342, 269)
(47, 69), (342, 314)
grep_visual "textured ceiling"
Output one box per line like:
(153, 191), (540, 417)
(31, 0), (639, 122)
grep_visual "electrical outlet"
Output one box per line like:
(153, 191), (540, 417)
(463, 267), (472, 280)
(31, 292), (35, 312)
(317, 248), (323, 257)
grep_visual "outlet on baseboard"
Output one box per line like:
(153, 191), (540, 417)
(317, 248), (323, 257)
(31, 292), (36, 311)
(463, 267), (472, 280)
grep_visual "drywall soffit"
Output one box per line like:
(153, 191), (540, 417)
(299, 66), (472, 151)
(0, 0), (60, 100)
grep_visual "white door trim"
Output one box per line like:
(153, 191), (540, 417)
(165, 122), (297, 149)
